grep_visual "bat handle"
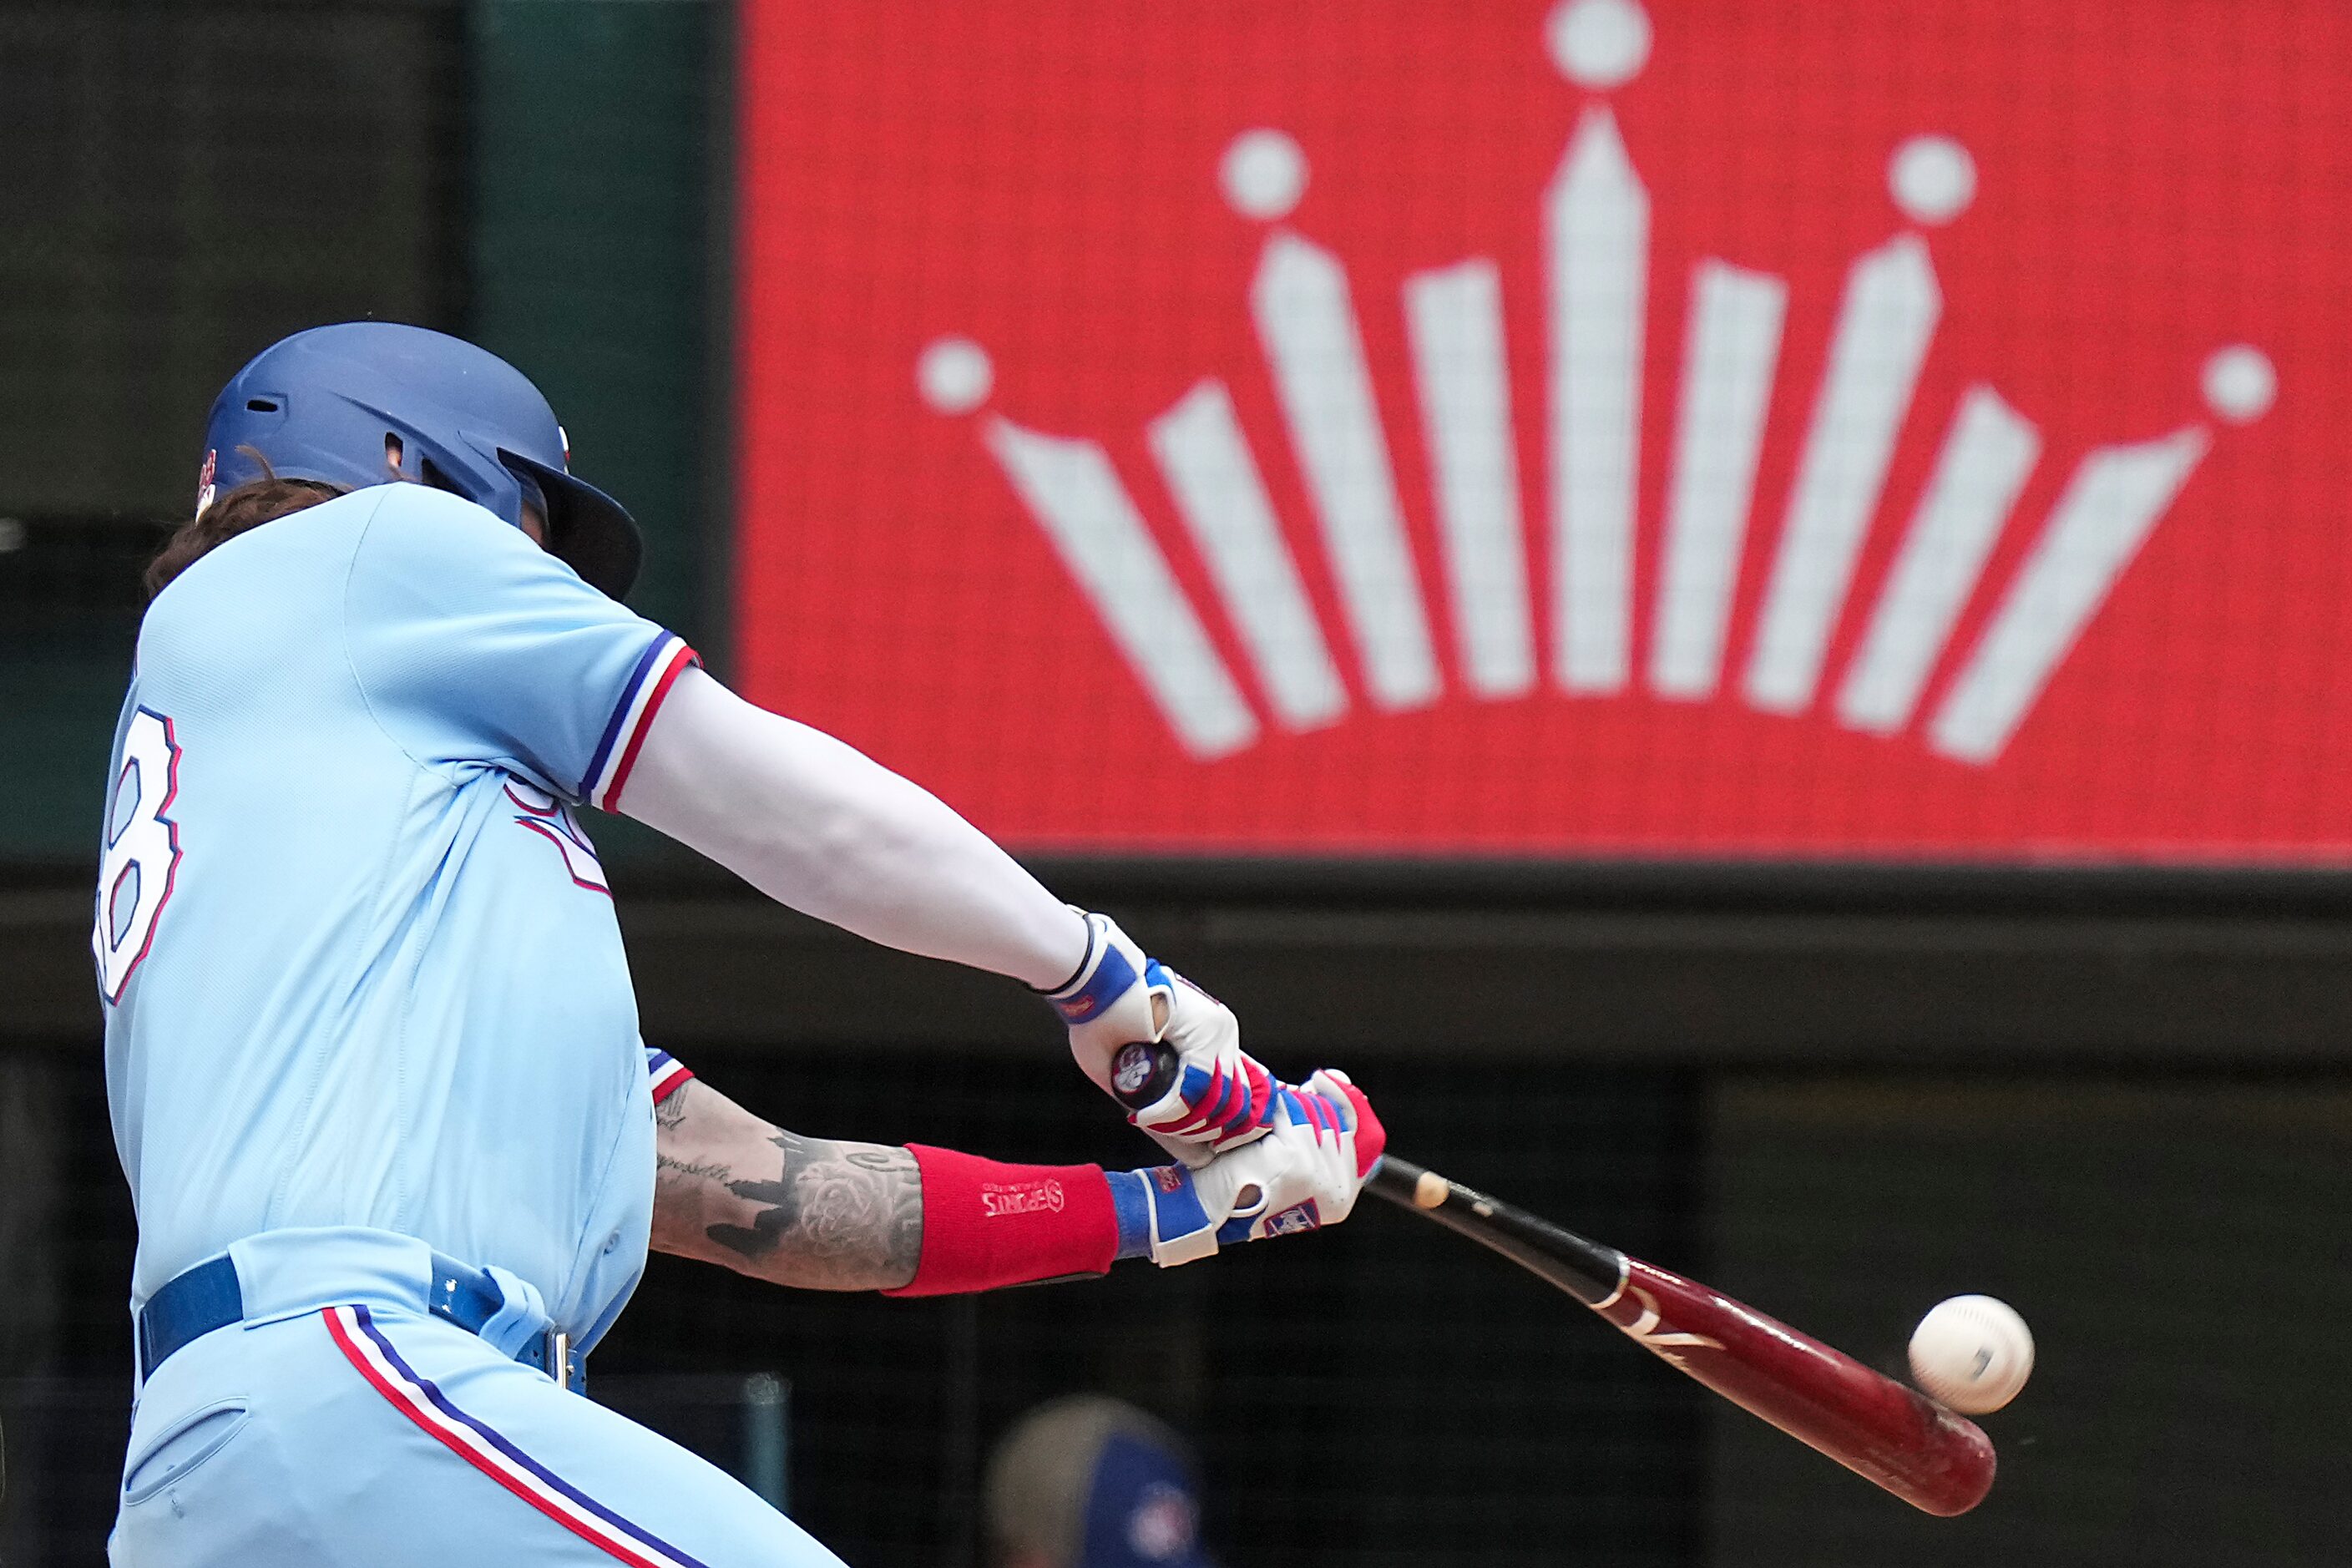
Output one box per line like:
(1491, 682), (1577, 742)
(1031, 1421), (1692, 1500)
(1109, 1039), (1181, 1112)
(1363, 1155), (1628, 1306)
(1365, 1155), (1434, 1207)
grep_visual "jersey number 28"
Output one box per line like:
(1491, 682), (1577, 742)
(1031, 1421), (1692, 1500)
(94, 708), (184, 1004)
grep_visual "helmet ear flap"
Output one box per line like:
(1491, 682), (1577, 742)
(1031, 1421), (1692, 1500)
(377, 430), (464, 500)
(512, 470), (550, 533)
(376, 421), (501, 512)
(502, 451), (641, 599)
(417, 456), (467, 498)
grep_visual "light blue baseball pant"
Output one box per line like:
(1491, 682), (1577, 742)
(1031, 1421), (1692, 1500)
(109, 1264), (842, 1567)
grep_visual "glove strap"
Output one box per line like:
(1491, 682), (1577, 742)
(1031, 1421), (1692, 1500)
(1034, 912), (1148, 1026)
(1105, 1169), (1154, 1261)
(1108, 1164), (1221, 1267)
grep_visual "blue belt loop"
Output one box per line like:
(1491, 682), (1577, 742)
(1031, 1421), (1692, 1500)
(138, 1252), (584, 1393)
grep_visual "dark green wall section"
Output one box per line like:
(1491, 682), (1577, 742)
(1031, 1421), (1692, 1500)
(0, 665), (128, 863)
(0, 1), (721, 866)
(0, 0), (468, 863)
(468, 0), (720, 655)
(469, 0), (722, 875)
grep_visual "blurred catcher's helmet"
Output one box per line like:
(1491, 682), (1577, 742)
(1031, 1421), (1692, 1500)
(196, 321), (643, 599)
(986, 1395), (1212, 1568)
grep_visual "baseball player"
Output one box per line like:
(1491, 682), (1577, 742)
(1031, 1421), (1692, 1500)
(97, 322), (1383, 1567)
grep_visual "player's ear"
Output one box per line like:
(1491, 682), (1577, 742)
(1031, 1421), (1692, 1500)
(384, 433), (405, 475)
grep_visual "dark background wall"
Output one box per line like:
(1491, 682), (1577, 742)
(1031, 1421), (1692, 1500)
(0, 0), (713, 862)
(1704, 1074), (2352, 1568)
(0, 0), (466, 857)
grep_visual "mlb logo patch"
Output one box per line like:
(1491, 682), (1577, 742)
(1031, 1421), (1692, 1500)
(1263, 1201), (1322, 1237)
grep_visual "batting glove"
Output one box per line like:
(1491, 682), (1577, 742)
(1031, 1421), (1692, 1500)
(1115, 1070), (1385, 1267)
(1039, 910), (1277, 1166)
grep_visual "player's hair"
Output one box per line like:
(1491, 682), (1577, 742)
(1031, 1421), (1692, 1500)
(145, 448), (348, 599)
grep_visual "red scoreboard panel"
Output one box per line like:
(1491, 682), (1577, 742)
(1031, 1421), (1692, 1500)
(736, 0), (2352, 862)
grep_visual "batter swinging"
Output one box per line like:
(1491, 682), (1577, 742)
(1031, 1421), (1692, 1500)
(97, 323), (1380, 1567)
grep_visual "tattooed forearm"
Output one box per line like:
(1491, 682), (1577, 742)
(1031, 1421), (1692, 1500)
(704, 1134), (923, 1288)
(650, 1078), (923, 1291)
(655, 1151), (732, 1184)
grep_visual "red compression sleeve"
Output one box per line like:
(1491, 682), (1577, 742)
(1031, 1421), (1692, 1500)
(881, 1146), (1119, 1297)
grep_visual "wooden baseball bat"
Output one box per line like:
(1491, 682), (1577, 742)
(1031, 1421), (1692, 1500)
(1108, 1043), (1995, 1517)
(1366, 1156), (1995, 1517)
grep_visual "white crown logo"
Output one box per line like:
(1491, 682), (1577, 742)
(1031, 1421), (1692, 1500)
(919, 0), (2274, 766)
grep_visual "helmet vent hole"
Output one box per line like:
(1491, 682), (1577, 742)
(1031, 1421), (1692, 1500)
(245, 399), (278, 413)
(417, 458), (465, 498)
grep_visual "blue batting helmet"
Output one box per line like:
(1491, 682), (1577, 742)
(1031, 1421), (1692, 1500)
(196, 321), (643, 599)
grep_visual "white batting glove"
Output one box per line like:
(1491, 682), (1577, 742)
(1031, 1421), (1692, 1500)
(1116, 1070), (1386, 1267)
(1039, 910), (1277, 1167)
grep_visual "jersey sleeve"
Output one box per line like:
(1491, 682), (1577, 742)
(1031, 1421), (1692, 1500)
(342, 486), (699, 808)
(645, 1047), (695, 1105)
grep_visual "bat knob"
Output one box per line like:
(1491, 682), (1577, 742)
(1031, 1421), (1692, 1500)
(1110, 1039), (1179, 1111)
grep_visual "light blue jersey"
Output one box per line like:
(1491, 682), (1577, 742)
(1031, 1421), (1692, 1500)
(96, 483), (700, 1351)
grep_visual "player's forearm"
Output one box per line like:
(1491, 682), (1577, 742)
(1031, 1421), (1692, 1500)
(654, 1066), (1378, 1294)
(651, 1076), (1130, 1295)
(618, 667), (1087, 989)
(651, 1079), (922, 1291)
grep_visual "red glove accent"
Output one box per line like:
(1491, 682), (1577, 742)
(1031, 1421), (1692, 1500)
(1333, 1078), (1386, 1176)
(882, 1146), (1120, 1297)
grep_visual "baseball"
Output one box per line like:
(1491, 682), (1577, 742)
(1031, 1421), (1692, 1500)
(1908, 1295), (2033, 1414)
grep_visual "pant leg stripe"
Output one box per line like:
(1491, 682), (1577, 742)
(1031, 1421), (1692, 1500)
(322, 1306), (715, 1568)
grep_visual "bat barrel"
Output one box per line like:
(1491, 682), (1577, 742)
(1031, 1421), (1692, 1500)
(1373, 1158), (1996, 1518)
(1603, 1259), (1996, 1516)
